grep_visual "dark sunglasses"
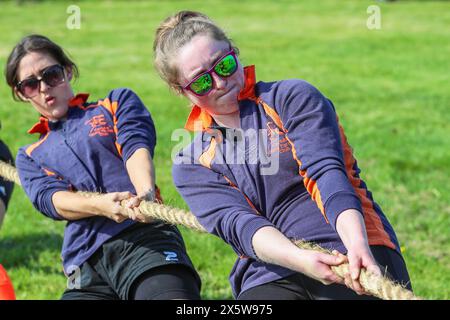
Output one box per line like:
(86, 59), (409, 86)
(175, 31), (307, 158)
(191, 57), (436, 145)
(16, 64), (66, 98)
(182, 49), (238, 96)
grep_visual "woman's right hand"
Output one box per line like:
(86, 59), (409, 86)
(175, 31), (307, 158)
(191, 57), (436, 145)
(297, 249), (347, 286)
(123, 189), (155, 223)
(92, 191), (133, 223)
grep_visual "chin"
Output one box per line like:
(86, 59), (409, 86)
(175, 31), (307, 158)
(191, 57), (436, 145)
(51, 106), (68, 120)
(218, 88), (238, 103)
(215, 103), (239, 115)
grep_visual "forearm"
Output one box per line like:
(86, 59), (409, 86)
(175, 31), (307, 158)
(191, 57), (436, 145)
(252, 226), (348, 286)
(336, 208), (369, 249)
(252, 226), (307, 273)
(52, 191), (101, 220)
(125, 148), (155, 195)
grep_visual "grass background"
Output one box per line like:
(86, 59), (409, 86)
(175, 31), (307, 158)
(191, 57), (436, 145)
(0, 0), (449, 299)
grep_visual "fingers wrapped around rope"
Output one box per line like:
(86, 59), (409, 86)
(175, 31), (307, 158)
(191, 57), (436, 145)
(292, 240), (420, 300)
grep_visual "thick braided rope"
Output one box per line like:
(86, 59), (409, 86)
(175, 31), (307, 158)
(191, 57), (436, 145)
(0, 160), (421, 300)
(138, 201), (207, 232)
(0, 160), (21, 186)
(76, 191), (207, 233)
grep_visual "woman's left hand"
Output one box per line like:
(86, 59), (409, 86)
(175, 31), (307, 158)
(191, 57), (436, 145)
(335, 209), (383, 295)
(125, 189), (156, 223)
(344, 244), (382, 295)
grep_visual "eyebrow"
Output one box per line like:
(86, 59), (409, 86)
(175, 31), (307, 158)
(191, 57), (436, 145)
(20, 64), (57, 82)
(189, 49), (228, 80)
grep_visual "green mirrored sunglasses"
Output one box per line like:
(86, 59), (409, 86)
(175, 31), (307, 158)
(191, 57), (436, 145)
(183, 49), (238, 96)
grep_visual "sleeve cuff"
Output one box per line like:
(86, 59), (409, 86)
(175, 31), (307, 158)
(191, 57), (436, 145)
(43, 189), (68, 221)
(240, 216), (274, 260)
(122, 143), (153, 162)
(324, 191), (363, 230)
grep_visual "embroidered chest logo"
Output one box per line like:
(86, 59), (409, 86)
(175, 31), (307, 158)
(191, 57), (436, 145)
(85, 114), (114, 137)
(266, 122), (291, 155)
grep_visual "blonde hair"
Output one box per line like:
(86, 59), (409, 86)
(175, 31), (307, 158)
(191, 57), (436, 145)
(153, 10), (238, 92)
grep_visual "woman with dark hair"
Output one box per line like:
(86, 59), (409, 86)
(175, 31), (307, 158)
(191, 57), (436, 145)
(153, 11), (412, 300)
(5, 34), (201, 300)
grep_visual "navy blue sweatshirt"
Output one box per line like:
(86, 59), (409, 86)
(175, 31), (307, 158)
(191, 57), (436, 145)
(173, 66), (400, 297)
(16, 88), (156, 274)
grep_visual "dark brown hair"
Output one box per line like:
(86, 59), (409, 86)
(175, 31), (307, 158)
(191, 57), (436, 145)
(5, 34), (79, 101)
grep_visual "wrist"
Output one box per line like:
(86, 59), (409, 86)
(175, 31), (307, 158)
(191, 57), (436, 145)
(137, 188), (156, 202)
(288, 248), (309, 273)
(282, 244), (313, 274)
(343, 236), (369, 252)
(89, 195), (105, 216)
(347, 241), (371, 253)
(336, 209), (368, 248)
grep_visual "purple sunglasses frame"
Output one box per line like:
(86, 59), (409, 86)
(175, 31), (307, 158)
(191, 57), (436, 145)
(182, 48), (238, 96)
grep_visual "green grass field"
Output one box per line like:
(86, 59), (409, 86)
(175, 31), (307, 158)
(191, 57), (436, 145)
(0, 0), (449, 300)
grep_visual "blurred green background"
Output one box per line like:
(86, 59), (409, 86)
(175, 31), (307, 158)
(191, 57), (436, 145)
(0, 0), (449, 299)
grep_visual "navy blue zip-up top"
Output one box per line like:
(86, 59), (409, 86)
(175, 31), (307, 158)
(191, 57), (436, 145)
(16, 88), (156, 273)
(173, 66), (400, 297)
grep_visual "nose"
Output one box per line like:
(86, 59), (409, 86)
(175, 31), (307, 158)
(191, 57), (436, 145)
(212, 73), (227, 91)
(39, 78), (50, 93)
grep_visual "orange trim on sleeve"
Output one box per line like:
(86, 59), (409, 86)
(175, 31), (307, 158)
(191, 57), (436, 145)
(257, 98), (286, 132)
(222, 175), (260, 215)
(25, 132), (50, 156)
(287, 133), (327, 222)
(110, 101), (122, 156)
(99, 98), (122, 156)
(337, 121), (396, 249)
(301, 170), (326, 217)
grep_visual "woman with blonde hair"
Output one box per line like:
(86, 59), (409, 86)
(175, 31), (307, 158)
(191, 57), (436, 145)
(153, 10), (412, 300)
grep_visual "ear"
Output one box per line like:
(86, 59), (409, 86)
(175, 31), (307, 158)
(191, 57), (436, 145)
(65, 66), (73, 81)
(14, 87), (29, 102)
(172, 86), (184, 97)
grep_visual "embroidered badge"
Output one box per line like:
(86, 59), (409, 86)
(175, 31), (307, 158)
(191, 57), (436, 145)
(85, 114), (114, 137)
(267, 121), (291, 155)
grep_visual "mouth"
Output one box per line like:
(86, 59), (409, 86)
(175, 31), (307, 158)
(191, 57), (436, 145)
(45, 96), (56, 105)
(216, 86), (236, 99)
